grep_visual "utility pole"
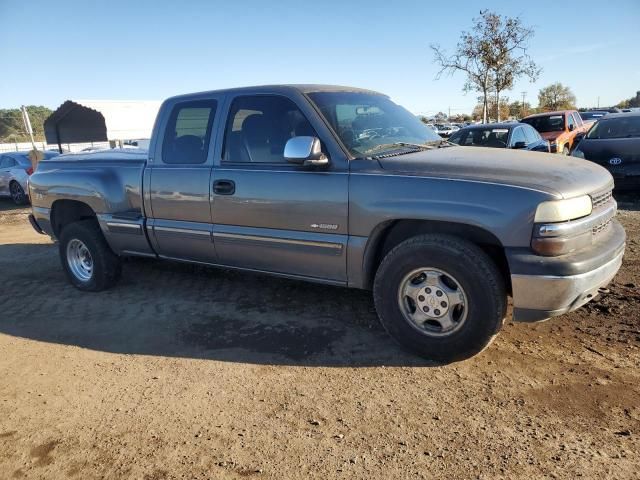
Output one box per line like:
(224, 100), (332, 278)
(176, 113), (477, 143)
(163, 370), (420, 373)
(521, 91), (527, 118)
(597, 96), (600, 109)
(20, 106), (36, 149)
(448, 106), (451, 119)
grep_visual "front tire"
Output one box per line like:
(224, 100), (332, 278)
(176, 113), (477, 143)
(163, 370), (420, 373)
(59, 220), (122, 291)
(562, 145), (570, 155)
(373, 234), (507, 363)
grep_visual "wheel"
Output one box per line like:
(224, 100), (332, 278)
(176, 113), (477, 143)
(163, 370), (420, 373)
(9, 181), (28, 205)
(562, 145), (570, 155)
(373, 234), (507, 363)
(59, 219), (122, 291)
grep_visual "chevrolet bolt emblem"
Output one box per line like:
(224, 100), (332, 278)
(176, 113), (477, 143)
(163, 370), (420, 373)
(310, 223), (338, 230)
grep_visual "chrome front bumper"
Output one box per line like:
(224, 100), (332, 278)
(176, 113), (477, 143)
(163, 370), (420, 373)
(511, 248), (624, 322)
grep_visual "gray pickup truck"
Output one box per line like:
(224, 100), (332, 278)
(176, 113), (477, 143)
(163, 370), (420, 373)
(28, 85), (625, 362)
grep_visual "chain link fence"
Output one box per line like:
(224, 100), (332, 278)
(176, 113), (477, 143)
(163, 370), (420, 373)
(0, 141), (119, 153)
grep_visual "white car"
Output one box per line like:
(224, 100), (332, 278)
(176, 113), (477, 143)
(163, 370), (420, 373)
(434, 124), (456, 137)
(0, 151), (59, 204)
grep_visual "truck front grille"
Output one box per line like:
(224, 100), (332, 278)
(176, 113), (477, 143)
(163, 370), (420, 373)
(591, 189), (613, 209)
(590, 188), (615, 239)
(592, 218), (612, 236)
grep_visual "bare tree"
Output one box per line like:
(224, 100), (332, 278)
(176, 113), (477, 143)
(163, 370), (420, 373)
(432, 30), (493, 123)
(432, 10), (540, 123)
(481, 11), (541, 121)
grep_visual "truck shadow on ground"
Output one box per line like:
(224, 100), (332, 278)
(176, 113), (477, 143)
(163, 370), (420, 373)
(0, 246), (432, 367)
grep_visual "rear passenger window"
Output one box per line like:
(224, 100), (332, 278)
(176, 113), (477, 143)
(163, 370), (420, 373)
(162, 100), (217, 164)
(223, 95), (317, 163)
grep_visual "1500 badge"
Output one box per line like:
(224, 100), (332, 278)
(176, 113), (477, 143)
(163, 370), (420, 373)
(310, 223), (339, 230)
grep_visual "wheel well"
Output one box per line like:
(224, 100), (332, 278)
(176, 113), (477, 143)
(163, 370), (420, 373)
(363, 219), (511, 294)
(50, 200), (97, 238)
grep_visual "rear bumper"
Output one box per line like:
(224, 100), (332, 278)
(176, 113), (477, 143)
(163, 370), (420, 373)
(600, 163), (640, 191)
(612, 174), (640, 191)
(509, 220), (625, 322)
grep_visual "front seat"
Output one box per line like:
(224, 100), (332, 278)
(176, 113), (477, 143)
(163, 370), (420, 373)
(241, 114), (271, 163)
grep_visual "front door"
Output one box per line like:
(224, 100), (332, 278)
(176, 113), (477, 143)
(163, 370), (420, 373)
(147, 97), (221, 263)
(211, 94), (349, 283)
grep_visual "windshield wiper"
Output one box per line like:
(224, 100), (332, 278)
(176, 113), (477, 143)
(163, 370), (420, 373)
(425, 139), (456, 148)
(363, 140), (454, 159)
(366, 142), (433, 154)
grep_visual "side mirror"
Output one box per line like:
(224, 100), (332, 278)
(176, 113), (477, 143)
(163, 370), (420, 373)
(284, 136), (329, 167)
(512, 141), (527, 149)
(568, 124), (575, 131)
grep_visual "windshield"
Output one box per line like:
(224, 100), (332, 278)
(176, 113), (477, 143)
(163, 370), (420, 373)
(449, 127), (510, 147)
(586, 116), (640, 139)
(307, 91), (441, 156)
(522, 114), (565, 133)
(580, 111), (608, 121)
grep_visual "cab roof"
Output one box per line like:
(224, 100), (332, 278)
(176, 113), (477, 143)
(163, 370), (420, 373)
(167, 84), (387, 102)
(522, 110), (576, 119)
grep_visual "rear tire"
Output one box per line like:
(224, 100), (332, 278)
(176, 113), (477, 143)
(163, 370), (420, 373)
(59, 219), (122, 291)
(373, 234), (507, 363)
(9, 181), (28, 205)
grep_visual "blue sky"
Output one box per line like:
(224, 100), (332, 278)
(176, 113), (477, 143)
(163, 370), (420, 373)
(1, 0), (639, 115)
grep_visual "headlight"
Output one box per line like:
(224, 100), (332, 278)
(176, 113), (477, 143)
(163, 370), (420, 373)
(572, 148), (585, 159)
(534, 195), (592, 223)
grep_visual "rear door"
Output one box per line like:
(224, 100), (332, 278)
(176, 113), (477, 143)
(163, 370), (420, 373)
(210, 92), (349, 283)
(146, 97), (222, 263)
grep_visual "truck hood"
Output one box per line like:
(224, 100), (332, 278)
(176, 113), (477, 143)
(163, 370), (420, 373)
(376, 146), (613, 198)
(540, 131), (561, 142)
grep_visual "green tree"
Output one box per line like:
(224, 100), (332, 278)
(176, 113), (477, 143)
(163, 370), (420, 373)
(538, 83), (576, 111)
(616, 91), (640, 109)
(472, 96), (509, 122)
(509, 100), (532, 118)
(0, 106), (52, 143)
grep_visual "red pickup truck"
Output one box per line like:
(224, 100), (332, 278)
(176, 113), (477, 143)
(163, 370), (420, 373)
(522, 110), (589, 155)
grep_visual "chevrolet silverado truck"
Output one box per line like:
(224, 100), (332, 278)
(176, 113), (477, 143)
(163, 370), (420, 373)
(28, 85), (625, 362)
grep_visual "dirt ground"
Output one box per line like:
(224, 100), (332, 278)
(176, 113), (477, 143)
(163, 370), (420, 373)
(0, 195), (638, 480)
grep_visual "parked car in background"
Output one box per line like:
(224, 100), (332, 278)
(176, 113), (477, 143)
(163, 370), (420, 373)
(448, 122), (549, 152)
(579, 110), (609, 127)
(28, 84), (625, 362)
(123, 139), (151, 149)
(434, 124), (455, 137)
(572, 111), (640, 190)
(0, 150), (59, 204)
(521, 110), (588, 154)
